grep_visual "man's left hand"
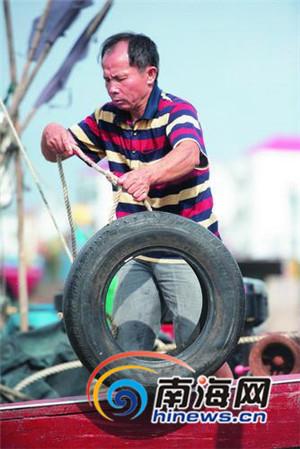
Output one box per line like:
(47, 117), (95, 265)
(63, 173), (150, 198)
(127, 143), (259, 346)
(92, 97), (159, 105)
(118, 167), (153, 202)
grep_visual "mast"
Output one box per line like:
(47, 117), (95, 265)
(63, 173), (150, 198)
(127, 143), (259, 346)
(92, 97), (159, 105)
(2, 0), (114, 332)
(3, 0), (28, 331)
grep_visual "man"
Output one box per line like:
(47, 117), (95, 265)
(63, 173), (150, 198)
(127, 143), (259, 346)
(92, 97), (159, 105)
(41, 33), (222, 359)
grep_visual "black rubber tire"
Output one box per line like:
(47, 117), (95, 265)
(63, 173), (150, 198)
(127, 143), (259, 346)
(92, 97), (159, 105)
(63, 212), (245, 389)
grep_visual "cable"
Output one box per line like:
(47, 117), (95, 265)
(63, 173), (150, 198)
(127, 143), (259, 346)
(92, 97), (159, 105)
(0, 97), (73, 263)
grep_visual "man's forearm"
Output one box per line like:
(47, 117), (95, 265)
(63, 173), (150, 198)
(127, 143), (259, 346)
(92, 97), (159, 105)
(147, 141), (200, 185)
(118, 140), (201, 201)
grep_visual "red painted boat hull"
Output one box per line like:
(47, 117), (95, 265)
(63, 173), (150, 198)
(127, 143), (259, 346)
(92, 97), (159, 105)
(1, 375), (299, 449)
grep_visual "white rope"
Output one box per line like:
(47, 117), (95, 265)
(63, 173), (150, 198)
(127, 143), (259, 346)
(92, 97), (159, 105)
(57, 156), (77, 260)
(108, 187), (122, 224)
(0, 98), (73, 263)
(57, 145), (153, 254)
(14, 360), (83, 392)
(73, 145), (153, 212)
(238, 330), (300, 345)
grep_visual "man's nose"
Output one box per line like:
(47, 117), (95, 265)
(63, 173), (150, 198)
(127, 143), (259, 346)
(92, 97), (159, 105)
(108, 81), (119, 96)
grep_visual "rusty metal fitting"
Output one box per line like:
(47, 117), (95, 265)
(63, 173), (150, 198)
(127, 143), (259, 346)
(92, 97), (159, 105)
(249, 334), (300, 376)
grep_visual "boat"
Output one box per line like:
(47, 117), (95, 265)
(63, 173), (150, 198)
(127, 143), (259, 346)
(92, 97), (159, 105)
(1, 374), (299, 449)
(1, 2), (299, 448)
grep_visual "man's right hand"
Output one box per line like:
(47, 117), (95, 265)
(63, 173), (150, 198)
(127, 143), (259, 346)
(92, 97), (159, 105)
(41, 123), (77, 162)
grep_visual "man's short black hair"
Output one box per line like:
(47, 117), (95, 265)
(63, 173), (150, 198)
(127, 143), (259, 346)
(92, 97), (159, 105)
(100, 32), (159, 73)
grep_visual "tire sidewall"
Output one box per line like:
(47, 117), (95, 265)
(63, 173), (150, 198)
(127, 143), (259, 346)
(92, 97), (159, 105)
(63, 212), (245, 387)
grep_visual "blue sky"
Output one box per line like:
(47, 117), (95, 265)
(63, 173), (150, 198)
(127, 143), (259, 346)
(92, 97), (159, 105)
(1, 0), (299, 207)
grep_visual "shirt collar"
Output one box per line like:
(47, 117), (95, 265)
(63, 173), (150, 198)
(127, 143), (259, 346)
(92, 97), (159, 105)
(140, 81), (161, 120)
(113, 81), (161, 124)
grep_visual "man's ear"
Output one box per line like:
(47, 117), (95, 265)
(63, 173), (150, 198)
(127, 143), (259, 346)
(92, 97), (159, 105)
(146, 66), (158, 85)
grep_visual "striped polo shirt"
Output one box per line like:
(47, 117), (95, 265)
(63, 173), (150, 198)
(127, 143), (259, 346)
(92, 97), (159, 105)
(69, 82), (219, 238)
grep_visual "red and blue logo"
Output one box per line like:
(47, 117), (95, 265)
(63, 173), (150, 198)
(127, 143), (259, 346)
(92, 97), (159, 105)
(86, 351), (194, 421)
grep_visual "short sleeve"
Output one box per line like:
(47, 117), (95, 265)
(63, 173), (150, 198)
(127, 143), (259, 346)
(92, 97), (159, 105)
(68, 109), (106, 163)
(166, 102), (208, 169)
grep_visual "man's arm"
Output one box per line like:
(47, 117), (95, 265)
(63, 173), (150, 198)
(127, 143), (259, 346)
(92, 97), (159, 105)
(41, 123), (77, 162)
(118, 140), (200, 202)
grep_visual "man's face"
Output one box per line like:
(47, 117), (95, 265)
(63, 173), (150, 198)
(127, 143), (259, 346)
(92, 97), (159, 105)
(102, 41), (156, 117)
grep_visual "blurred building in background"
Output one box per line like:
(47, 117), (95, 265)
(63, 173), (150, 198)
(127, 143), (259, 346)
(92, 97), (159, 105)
(212, 135), (300, 262)
(211, 135), (300, 332)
